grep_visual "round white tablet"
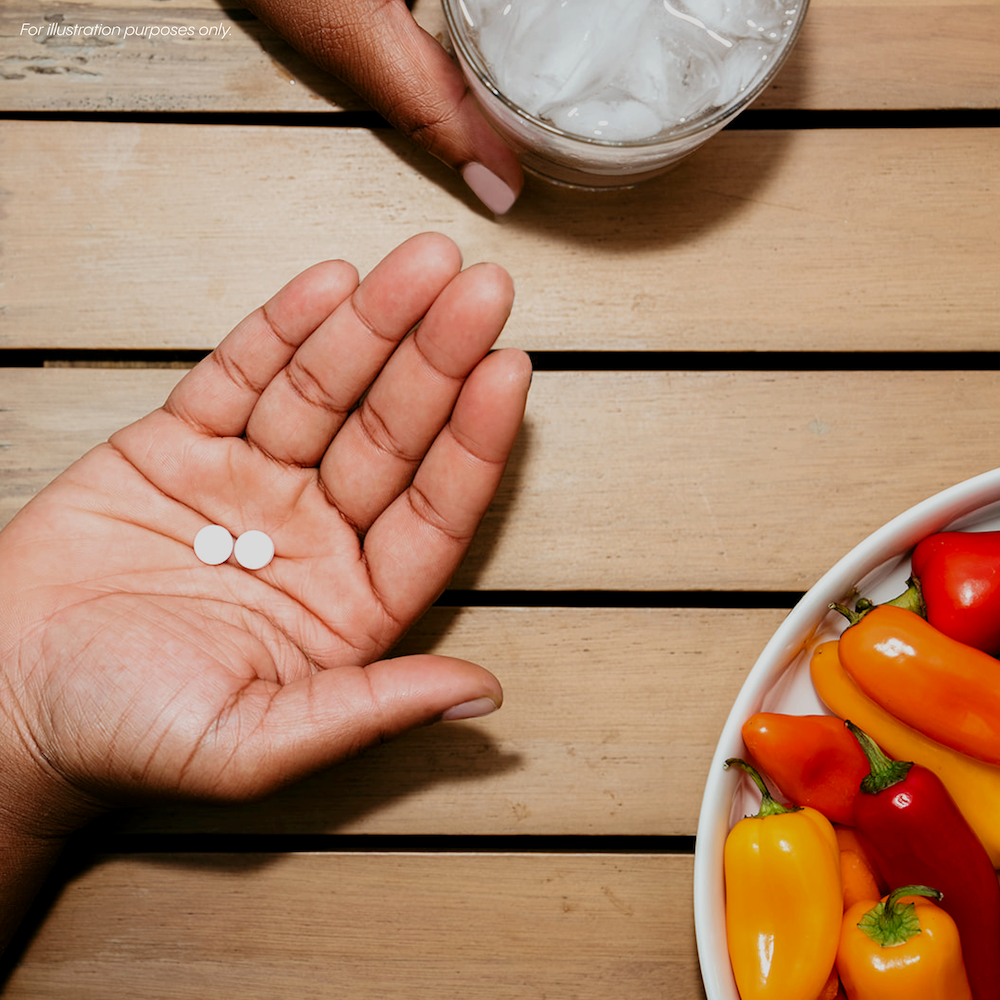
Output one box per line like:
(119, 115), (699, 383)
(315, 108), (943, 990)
(234, 529), (275, 570)
(193, 524), (234, 566)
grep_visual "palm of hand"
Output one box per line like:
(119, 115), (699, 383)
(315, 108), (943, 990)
(0, 235), (530, 811)
(8, 433), (396, 805)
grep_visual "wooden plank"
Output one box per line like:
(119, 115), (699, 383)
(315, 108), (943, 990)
(3, 852), (704, 1000)
(3, 368), (999, 591)
(2, 123), (997, 352)
(756, 4), (1000, 110)
(3, 0), (997, 111)
(113, 605), (781, 837)
(0, 0), (367, 113)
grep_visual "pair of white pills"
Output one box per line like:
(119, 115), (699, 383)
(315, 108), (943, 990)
(194, 525), (274, 570)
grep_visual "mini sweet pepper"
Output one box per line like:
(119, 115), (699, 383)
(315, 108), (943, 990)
(741, 712), (870, 826)
(911, 530), (1000, 654)
(847, 722), (1000, 1000)
(834, 602), (1000, 765)
(836, 885), (973, 1000)
(723, 758), (842, 1000)
(809, 639), (1000, 866)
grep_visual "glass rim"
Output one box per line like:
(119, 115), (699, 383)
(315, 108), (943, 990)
(442, 0), (811, 150)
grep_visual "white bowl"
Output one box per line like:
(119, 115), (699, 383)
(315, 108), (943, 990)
(693, 466), (1000, 1000)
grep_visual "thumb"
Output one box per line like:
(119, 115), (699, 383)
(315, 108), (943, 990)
(245, 0), (524, 214)
(259, 654), (504, 785)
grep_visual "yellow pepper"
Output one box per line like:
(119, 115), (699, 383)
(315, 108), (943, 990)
(810, 640), (1000, 867)
(836, 886), (973, 1000)
(723, 759), (842, 1000)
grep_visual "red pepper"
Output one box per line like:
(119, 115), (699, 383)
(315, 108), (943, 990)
(847, 721), (1000, 1000)
(910, 530), (1000, 655)
(741, 713), (870, 825)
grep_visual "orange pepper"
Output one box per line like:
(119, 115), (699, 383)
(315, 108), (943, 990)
(835, 603), (1000, 764)
(723, 759), (842, 1000)
(832, 826), (884, 890)
(836, 886), (973, 999)
(833, 825), (886, 911)
(741, 712), (870, 825)
(838, 849), (881, 912)
(810, 640), (1000, 867)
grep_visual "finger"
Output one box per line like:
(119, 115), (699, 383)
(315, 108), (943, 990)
(319, 261), (515, 531)
(244, 233), (464, 466)
(364, 348), (532, 623)
(243, 0), (523, 214)
(164, 259), (360, 438)
(343, 3), (524, 213)
(225, 655), (503, 794)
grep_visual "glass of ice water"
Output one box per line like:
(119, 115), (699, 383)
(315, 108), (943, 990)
(443, 0), (809, 189)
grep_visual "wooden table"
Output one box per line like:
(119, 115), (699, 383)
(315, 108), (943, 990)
(1, 0), (997, 995)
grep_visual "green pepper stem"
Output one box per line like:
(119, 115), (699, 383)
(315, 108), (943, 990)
(883, 577), (927, 618)
(724, 758), (798, 818)
(886, 885), (942, 908)
(845, 721), (914, 794)
(857, 885), (942, 948)
(831, 577), (926, 626)
(830, 602), (865, 626)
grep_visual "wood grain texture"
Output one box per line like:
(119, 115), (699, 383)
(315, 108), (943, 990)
(3, 122), (997, 352)
(2, 0), (997, 111)
(2, 368), (999, 590)
(112, 605), (783, 836)
(3, 852), (705, 1000)
(762, 3), (1000, 110)
(1, 0), (367, 113)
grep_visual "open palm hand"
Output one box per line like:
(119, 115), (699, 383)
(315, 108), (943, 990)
(0, 234), (530, 819)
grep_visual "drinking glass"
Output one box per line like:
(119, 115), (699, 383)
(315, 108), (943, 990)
(442, 0), (810, 189)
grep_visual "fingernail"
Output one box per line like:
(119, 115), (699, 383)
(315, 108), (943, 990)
(461, 162), (518, 215)
(441, 696), (500, 722)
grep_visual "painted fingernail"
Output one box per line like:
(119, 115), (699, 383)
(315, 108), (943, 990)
(461, 162), (518, 215)
(441, 696), (500, 722)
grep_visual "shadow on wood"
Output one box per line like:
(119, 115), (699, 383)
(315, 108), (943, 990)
(110, 720), (523, 836)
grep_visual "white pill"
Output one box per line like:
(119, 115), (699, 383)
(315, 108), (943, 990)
(193, 524), (234, 565)
(234, 530), (275, 570)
